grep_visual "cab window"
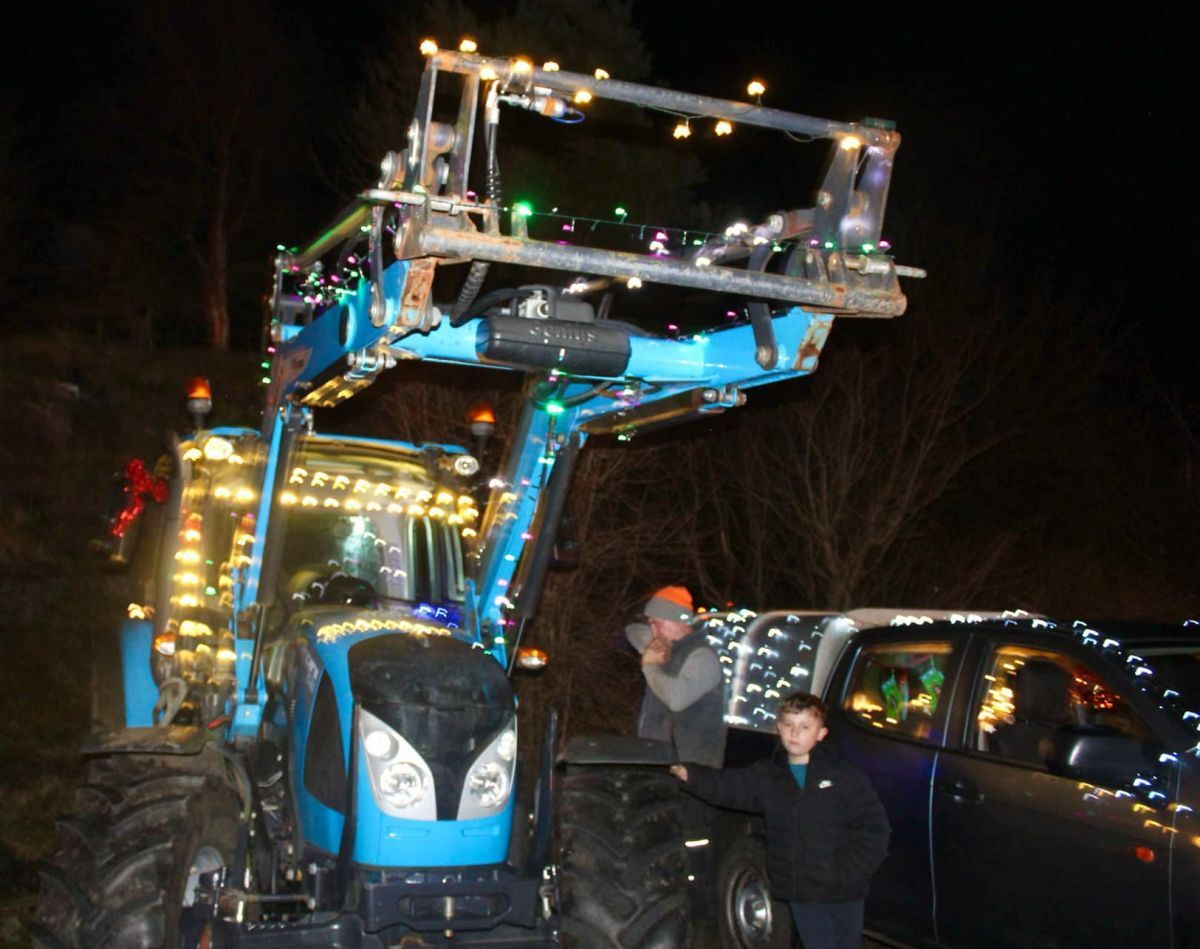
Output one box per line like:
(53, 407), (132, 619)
(972, 646), (1153, 765)
(842, 641), (954, 742)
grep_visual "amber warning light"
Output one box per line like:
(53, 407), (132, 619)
(515, 647), (548, 672)
(186, 376), (213, 428)
(468, 401), (496, 443)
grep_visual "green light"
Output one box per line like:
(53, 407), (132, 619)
(261, 376), (271, 384)
(514, 201), (534, 218)
(823, 241), (835, 249)
(614, 205), (627, 217)
(205, 586), (218, 596)
(545, 401), (565, 415)
(260, 361), (270, 369)
(862, 242), (875, 253)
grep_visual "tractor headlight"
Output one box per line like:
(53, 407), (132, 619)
(357, 708), (437, 820)
(379, 762), (426, 807)
(457, 721), (517, 819)
(466, 762), (508, 808)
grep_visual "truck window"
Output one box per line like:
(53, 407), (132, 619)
(842, 641), (953, 741)
(972, 647), (1154, 764)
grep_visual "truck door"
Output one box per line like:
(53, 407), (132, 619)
(824, 633), (962, 947)
(931, 639), (1173, 948)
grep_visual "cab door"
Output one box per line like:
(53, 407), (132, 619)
(824, 632), (964, 947)
(931, 637), (1173, 948)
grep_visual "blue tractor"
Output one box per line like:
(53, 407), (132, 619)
(33, 46), (914, 947)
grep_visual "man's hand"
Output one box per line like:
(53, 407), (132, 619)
(642, 636), (670, 667)
(669, 764), (689, 782)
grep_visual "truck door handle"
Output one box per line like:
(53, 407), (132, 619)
(935, 778), (983, 803)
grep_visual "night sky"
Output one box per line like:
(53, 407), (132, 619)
(2, 2), (1191, 395)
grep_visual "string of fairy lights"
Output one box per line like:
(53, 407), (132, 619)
(260, 39), (895, 387)
(423, 37), (776, 142)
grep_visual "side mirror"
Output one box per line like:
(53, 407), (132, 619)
(550, 510), (580, 570)
(1046, 725), (1154, 787)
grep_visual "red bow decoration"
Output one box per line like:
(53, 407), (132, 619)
(109, 459), (168, 538)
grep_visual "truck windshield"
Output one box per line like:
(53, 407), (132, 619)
(277, 437), (473, 608)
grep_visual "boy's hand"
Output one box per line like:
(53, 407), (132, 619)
(669, 764), (688, 782)
(642, 637), (670, 667)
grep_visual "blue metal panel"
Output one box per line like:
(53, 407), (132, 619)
(274, 261), (413, 394)
(238, 409), (286, 614)
(120, 619), (157, 727)
(352, 752), (513, 867)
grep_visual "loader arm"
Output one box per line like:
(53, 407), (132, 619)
(251, 46), (920, 676)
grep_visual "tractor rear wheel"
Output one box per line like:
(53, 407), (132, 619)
(557, 766), (691, 948)
(31, 750), (242, 948)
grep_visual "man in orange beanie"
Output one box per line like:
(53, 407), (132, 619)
(625, 585), (726, 766)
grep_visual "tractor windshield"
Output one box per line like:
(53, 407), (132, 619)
(276, 436), (473, 611)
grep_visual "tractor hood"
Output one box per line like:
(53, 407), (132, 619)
(297, 605), (514, 822)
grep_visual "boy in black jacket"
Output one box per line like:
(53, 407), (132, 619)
(671, 692), (889, 949)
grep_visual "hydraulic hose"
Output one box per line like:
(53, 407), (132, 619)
(452, 84), (502, 324)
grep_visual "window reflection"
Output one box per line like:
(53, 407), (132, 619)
(843, 642), (953, 741)
(975, 647), (1153, 766)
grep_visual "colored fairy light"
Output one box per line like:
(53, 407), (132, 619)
(513, 58), (533, 73)
(714, 120), (733, 136)
(862, 242), (876, 252)
(614, 205), (627, 218)
(746, 80), (766, 97)
(840, 134), (862, 151)
(673, 121), (691, 139)
(542, 61), (560, 71)
(573, 90), (592, 104)
(480, 65), (498, 81)
(458, 38), (477, 52)
(654, 230), (668, 241)
(545, 401), (565, 415)
(593, 67), (610, 80)
(514, 201), (533, 217)
(667, 323), (679, 332)
(419, 39), (438, 56)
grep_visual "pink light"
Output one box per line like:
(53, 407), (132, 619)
(562, 223), (574, 232)
(654, 230), (668, 241)
(667, 323), (679, 331)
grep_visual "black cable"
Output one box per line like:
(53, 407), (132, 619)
(453, 286), (536, 326)
(452, 109), (502, 322)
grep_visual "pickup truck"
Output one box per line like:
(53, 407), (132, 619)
(698, 610), (1200, 948)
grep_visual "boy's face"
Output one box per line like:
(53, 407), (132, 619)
(777, 709), (828, 763)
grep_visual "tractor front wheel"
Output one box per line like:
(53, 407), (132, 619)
(557, 766), (691, 948)
(32, 749), (243, 948)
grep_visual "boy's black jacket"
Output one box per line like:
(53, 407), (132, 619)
(682, 747), (890, 902)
